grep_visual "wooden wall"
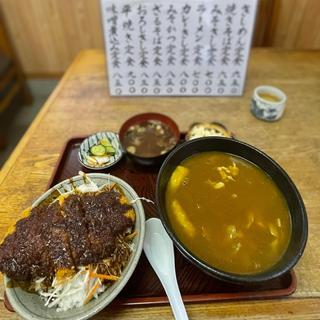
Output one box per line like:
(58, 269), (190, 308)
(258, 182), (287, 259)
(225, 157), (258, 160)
(0, 0), (319, 76)
(0, 0), (103, 76)
(264, 0), (320, 49)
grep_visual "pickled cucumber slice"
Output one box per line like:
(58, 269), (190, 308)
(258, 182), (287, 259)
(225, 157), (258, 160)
(90, 145), (106, 156)
(100, 138), (112, 147)
(105, 145), (116, 155)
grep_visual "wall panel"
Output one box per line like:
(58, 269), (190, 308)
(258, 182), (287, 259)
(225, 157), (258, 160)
(0, 0), (104, 75)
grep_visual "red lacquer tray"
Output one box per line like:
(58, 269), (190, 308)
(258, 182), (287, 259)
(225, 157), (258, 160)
(5, 137), (296, 311)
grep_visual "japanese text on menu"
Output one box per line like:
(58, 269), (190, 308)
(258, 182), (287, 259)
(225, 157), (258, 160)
(101, 0), (257, 96)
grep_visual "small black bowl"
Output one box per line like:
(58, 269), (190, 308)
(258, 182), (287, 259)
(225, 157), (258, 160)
(156, 137), (308, 284)
(119, 113), (180, 167)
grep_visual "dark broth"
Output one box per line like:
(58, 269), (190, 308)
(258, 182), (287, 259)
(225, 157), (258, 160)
(165, 152), (291, 274)
(123, 120), (177, 158)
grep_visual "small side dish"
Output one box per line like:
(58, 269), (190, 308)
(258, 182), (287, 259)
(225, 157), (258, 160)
(78, 132), (123, 170)
(186, 122), (232, 140)
(87, 138), (116, 166)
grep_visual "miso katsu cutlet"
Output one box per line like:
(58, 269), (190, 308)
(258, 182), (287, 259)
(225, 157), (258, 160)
(0, 186), (136, 291)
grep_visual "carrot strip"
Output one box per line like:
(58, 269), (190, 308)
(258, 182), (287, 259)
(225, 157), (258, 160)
(90, 272), (119, 281)
(83, 280), (101, 305)
(85, 266), (93, 294)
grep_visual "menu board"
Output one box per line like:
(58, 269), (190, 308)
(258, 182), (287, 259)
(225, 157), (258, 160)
(101, 0), (258, 96)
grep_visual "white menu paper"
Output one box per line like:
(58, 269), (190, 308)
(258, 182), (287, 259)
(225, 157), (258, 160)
(101, 0), (258, 96)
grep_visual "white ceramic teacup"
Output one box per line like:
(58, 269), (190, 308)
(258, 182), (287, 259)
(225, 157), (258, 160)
(251, 85), (287, 121)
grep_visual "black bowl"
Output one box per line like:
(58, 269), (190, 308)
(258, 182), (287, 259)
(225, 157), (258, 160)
(119, 113), (180, 167)
(156, 137), (308, 284)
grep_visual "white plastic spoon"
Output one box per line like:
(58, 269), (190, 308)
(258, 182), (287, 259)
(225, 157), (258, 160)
(143, 218), (189, 320)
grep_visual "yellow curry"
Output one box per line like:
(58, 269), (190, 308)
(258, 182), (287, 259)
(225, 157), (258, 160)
(166, 152), (291, 274)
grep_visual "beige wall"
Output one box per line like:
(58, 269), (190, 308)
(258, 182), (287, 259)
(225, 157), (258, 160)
(0, 0), (104, 75)
(0, 0), (319, 76)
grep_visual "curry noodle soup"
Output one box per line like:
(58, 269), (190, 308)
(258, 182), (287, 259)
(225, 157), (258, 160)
(165, 152), (292, 274)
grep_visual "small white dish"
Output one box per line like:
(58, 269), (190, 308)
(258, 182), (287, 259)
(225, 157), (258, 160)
(78, 132), (124, 170)
(251, 85), (287, 121)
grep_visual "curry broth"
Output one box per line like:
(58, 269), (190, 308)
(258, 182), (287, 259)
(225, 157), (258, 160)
(165, 152), (291, 274)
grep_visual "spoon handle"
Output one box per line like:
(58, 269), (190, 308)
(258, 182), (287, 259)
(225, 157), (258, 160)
(160, 275), (189, 320)
(144, 218), (189, 320)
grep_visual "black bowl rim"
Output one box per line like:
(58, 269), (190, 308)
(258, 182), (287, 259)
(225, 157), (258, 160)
(156, 136), (308, 284)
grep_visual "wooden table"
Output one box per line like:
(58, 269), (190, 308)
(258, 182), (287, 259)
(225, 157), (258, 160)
(0, 48), (319, 319)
